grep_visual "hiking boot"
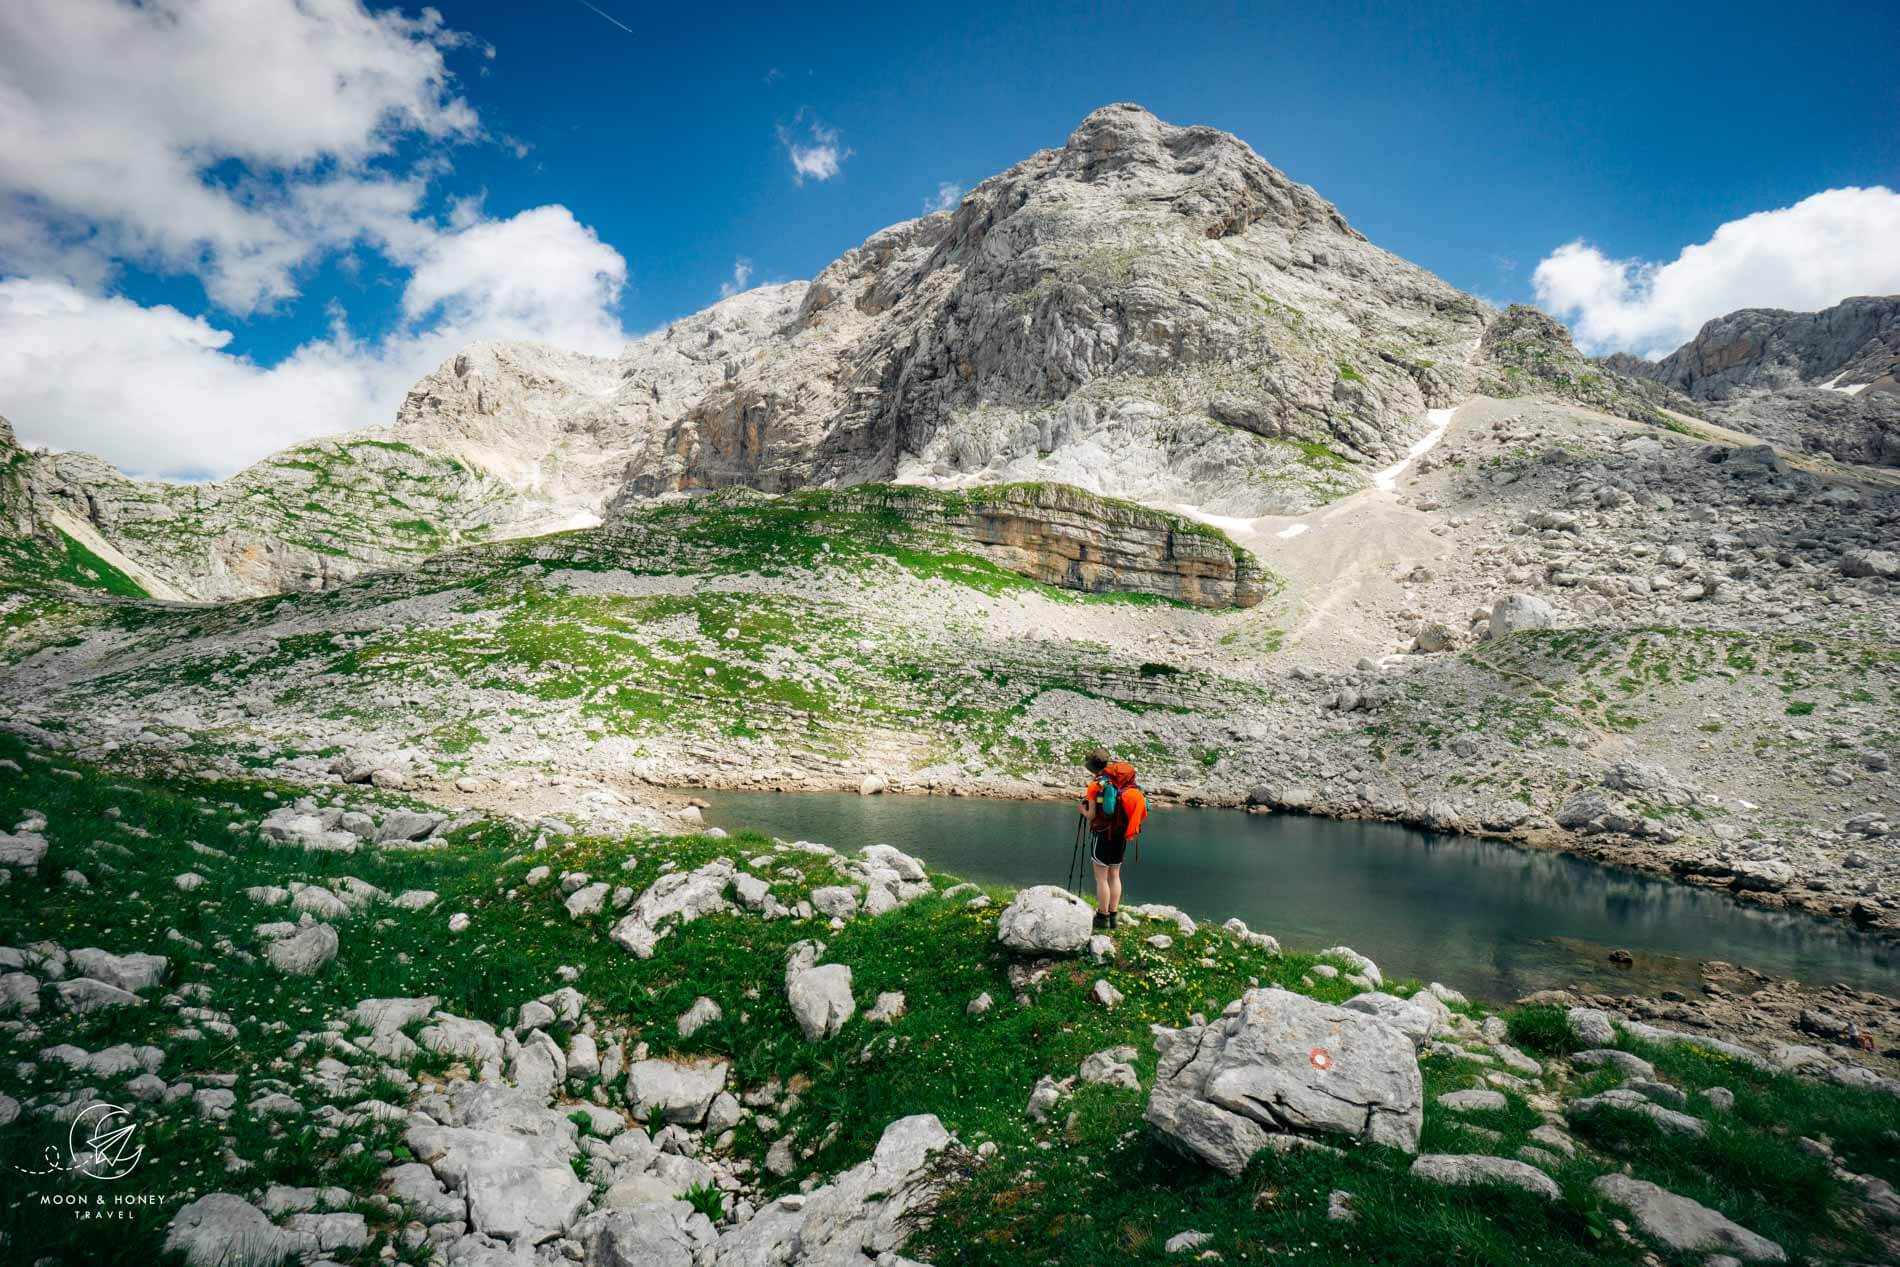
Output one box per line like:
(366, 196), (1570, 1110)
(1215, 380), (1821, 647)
(1091, 911), (1109, 930)
(1108, 911), (1119, 930)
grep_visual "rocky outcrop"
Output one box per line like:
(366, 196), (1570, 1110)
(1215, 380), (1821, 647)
(832, 482), (1269, 608)
(1474, 306), (1696, 428)
(996, 886), (1096, 954)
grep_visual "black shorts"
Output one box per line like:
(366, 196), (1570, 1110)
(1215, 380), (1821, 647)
(1091, 829), (1128, 867)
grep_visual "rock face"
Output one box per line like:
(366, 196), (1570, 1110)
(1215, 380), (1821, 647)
(1635, 297), (1900, 401)
(1614, 296), (1900, 467)
(996, 886), (1095, 954)
(4, 103), (1489, 601)
(404, 1081), (591, 1248)
(1145, 988), (1423, 1173)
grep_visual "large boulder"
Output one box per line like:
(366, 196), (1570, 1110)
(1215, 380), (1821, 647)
(784, 940), (855, 1041)
(996, 886), (1094, 954)
(1490, 593), (1556, 638)
(1145, 988), (1423, 1173)
(1841, 548), (1900, 579)
(264, 923), (338, 977)
(625, 1057), (729, 1125)
(1566, 1007), (1618, 1047)
(1592, 1175), (1785, 1261)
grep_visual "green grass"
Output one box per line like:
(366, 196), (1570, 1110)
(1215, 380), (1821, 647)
(1503, 1004), (1580, 1057)
(2, 730), (1888, 1265)
(0, 527), (149, 599)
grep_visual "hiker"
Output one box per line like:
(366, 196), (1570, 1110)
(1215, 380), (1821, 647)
(1080, 748), (1146, 930)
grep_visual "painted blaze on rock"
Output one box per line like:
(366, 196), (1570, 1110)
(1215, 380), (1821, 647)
(1145, 988), (1423, 1173)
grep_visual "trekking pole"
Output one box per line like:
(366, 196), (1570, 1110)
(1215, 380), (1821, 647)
(1066, 814), (1085, 895)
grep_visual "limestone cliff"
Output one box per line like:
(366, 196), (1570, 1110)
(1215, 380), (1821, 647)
(1609, 296), (1900, 466)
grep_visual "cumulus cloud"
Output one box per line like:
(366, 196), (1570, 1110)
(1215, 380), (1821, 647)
(0, 208), (630, 479)
(718, 258), (755, 299)
(0, 0), (479, 312)
(923, 182), (964, 214)
(1533, 187), (1900, 358)
(0, 0), (646, 480)
(778, 115), (850, 184)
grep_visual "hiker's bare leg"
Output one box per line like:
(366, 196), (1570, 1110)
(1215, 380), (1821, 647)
(1093, 861), (1112, 912)
(1106, 864), (1122, 913)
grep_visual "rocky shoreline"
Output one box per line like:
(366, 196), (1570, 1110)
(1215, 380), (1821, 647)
(612, 768), (1900, 941)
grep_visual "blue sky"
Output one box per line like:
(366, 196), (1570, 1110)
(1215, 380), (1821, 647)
(2, 0), (1897, 477)
(154, 0), (1900, 358)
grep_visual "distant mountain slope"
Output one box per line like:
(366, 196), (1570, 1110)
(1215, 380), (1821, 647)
(2, 104), (1494, 600)
(1610, 296), (1900, 466)
(1632, 296), (1900, 400)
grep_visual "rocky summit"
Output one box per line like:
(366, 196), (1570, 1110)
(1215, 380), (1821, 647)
(2, 103), (1899, 1267)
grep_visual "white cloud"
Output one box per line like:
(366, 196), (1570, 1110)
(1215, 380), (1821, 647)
(778, 116), (850, 184)
(923, 182), (964, 214)
(0, 0), (480, 312)
(718, 258), (755, 299)
(399, 206), (627, 352)
(0, 208), (630, 480)
(1533, 187), (1900, 358)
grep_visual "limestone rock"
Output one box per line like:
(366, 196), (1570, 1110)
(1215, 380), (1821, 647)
(1341, 990), (1449, 1049)
(1144, 988), (1423, 1173)
(1592, 1174), (1785, 1261)
(1411, 1153), (1561, 1201)
(715, 1114), (952, 1266)
(996, 886), (1094, 954)
(264, 923), (338, 977)
(609, 859), (734, 959)
(1490, 592), (1556, 638)
(164, 1193), (317, 1267)
(784, 940), (855, 1041)
(626, 1058), (729, 1125)
(70, 947), (167, 993)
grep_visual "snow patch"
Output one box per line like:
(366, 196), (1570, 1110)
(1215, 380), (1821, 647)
(1275, 523), (1310, 540)
(1818, 372), (1869, 396)
(559, 510), (604, 531)
(1373, 408), (1456, 494)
